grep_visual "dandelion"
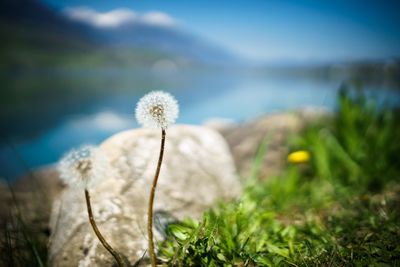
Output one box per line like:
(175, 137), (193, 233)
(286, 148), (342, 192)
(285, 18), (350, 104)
(135, 91), (179, 267)
(58, 145), (108, 189)
(58, 145), (125, 267)
(135, 90), (179, 129)
(287, 150), (311, 164)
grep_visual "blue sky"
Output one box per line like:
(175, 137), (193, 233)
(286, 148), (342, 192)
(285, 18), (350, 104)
(42, 0), (400, 62)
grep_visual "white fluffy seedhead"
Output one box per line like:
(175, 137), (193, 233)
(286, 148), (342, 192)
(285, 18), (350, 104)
(58, 145), (109, 190)
(135, 91), (179, 129)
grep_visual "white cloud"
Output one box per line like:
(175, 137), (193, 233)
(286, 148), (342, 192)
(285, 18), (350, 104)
(64, 7), (176, 28)
(64, 7), (137, 28)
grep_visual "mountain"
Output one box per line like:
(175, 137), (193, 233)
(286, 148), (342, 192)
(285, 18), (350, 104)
(260, 58), (400, 89)
(92, 22), (236, 65)
(62, 7), (238, 65)
(0, 0), (238, 67)
(0, 0), (96, 50)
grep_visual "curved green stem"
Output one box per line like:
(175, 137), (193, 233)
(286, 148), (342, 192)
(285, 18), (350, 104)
(147, 129), (166, 267)
(85, 189), (124, 267)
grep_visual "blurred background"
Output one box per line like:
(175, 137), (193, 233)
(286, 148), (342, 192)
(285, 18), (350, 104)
(1, 0), (400, 179)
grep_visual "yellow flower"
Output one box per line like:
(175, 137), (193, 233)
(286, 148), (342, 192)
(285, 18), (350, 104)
(287, 150), (310, 164)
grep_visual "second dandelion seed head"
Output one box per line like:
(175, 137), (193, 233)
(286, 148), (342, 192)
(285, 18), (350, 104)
(58, 145), (109, 190)
(135, 91), (179, 129)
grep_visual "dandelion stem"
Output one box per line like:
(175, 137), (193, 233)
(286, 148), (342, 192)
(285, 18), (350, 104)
(84, 189), (124, 267)
(147, 129), (166, 267)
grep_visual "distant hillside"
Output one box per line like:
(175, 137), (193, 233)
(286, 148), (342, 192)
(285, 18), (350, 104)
(90, 22), (236, 66)
(0, 0), (238, 69)
(0, 0), (100, 69)
(0, 0), (95, 48)
(261, 59), (400, 89)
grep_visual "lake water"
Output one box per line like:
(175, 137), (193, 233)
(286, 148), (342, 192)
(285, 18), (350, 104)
(1, 69), (399, 180)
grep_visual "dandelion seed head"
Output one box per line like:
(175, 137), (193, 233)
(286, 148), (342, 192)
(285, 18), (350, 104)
(135, 91), (179, 129)
(58, 145), (109, 189)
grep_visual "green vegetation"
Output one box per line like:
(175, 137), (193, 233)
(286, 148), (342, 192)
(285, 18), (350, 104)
(159, 88), (400, 266)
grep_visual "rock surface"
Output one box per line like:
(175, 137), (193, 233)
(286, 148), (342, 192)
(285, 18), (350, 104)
(48, 125), (241, 266)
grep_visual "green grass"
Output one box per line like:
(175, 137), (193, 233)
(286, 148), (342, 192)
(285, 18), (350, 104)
(159, 87), (400, 266)
(292, 86), (400, 193)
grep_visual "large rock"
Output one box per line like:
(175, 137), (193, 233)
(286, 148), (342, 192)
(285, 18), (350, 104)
(48, 125), (241, 266)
